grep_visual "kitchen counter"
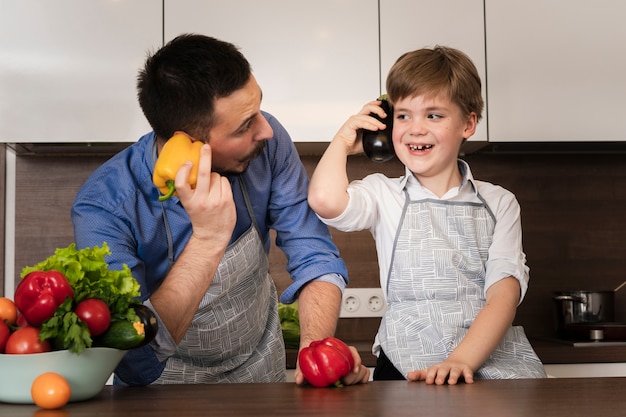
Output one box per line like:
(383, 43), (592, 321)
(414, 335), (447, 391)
(2, 378), (626, 417)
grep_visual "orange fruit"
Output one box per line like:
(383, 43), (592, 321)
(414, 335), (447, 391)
(31, 372), (71, 409)
(0, 297), (17, 325)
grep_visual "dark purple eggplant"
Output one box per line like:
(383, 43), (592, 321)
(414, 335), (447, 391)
(362, 96), (395, 162)
(132, 304), (159, 347)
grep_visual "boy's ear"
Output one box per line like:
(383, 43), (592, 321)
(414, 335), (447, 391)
(463, 112), (478, 139)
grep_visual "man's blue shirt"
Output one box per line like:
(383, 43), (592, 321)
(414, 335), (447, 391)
(71, 111), (348, 305)
(72, 112), (348, 385)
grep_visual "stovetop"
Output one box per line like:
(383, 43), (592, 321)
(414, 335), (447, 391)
(546, 337), (626, 347)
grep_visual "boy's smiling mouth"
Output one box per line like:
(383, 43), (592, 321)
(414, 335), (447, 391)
(408, 144), (433, 151)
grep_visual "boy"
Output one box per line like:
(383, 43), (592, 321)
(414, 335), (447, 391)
(308, 46), (546, 384)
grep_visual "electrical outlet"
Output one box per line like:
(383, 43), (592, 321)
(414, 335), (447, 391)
(340, 288), (386, 318)
(343, 294), (360, 313)
(367, 294), (384, 313)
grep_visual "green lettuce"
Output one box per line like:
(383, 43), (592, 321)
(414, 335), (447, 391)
(21, 242), (141, 353)
(278, 302), (300, 350)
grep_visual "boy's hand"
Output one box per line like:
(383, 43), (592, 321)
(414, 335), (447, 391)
(407, 360), (475, 385)
(333, 100), (388, 155)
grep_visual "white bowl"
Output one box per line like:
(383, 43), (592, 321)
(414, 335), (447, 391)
(0, 347), (127, 404)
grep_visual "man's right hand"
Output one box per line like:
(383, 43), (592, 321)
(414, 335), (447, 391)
(176, 143), (236, 244)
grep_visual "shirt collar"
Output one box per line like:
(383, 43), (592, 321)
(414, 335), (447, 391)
(458, 159), (479, 195)
(399, 159), (478, 197)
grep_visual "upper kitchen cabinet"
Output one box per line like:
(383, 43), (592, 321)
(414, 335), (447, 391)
(0, 0), (161, 143)
(164, 0), (379, 143)
(485, 0), (626, 142)
(379, 0), (487, 142)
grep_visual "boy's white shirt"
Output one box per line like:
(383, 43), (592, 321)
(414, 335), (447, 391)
(318, 160), (530, 302)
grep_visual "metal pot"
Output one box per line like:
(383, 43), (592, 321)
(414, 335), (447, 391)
(553, 290), (615, 335)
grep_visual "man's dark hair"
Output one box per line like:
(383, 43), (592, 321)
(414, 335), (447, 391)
(137, 33), (251, 141)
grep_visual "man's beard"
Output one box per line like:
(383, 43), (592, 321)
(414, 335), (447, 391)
(214, 140), (266, 176)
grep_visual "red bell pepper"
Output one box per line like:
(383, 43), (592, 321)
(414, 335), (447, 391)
(298, 337), (355, 387)
(14, 270), (74, 327)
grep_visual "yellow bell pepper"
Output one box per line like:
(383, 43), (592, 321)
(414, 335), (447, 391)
(153, 132), (204, 201)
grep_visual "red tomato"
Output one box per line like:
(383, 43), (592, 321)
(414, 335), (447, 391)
(0, 320), (10, 353)
(5, 326), (51, 354)
(75, 298), (111, 336)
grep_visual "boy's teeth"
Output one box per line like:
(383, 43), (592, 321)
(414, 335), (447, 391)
(409, 144), (433, 151)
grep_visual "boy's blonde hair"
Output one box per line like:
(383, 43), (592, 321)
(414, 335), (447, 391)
(386, 46), (484, 121)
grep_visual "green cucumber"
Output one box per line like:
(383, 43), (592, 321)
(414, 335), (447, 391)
(96, 320), (145, 350)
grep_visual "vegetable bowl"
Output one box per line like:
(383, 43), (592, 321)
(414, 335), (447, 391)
(0, 347), (126, 404)
(0, 242), (158, 404)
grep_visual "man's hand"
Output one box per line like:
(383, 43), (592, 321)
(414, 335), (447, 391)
(176, 143), (236, 242)
(340, 345), (371, 385)
(295, 344), (370, 386)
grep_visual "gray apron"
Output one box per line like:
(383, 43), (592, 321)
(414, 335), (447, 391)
(156, 177), (286, 383)
(378, 191), (546, 379)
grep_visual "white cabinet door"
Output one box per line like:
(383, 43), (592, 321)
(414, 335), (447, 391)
(0, 0), (161, 143)
(164, 1), (379, 143)
(485, 0), (626, 142)
(379, 0), (487, 141)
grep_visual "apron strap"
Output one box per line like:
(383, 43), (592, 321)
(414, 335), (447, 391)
(386, 189), (410, 292)
(238, 176), (261, 235)
(152, 139), (176, 273)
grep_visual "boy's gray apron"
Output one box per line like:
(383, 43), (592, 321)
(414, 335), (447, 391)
(156, 177), (285, 383)
(378, 192), (546, 379)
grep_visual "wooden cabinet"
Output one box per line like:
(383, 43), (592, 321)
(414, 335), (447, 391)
(0, 0), (161, 143)
(485, 0), (626, 142)
(164, 0), (380, 143)
(379, 0), (487, 142)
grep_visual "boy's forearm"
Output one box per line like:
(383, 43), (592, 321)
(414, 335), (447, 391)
(448, 277), (520, 370)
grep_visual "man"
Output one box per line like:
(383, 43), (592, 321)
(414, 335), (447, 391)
(72, 34), (369, 385)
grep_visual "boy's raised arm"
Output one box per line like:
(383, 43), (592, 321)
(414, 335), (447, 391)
(308, 100), (388, 219)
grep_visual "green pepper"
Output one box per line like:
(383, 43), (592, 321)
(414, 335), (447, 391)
(153, 132), (204, 201)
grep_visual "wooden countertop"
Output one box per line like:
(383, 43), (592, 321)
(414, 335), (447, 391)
(2, 378), (626, 417)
